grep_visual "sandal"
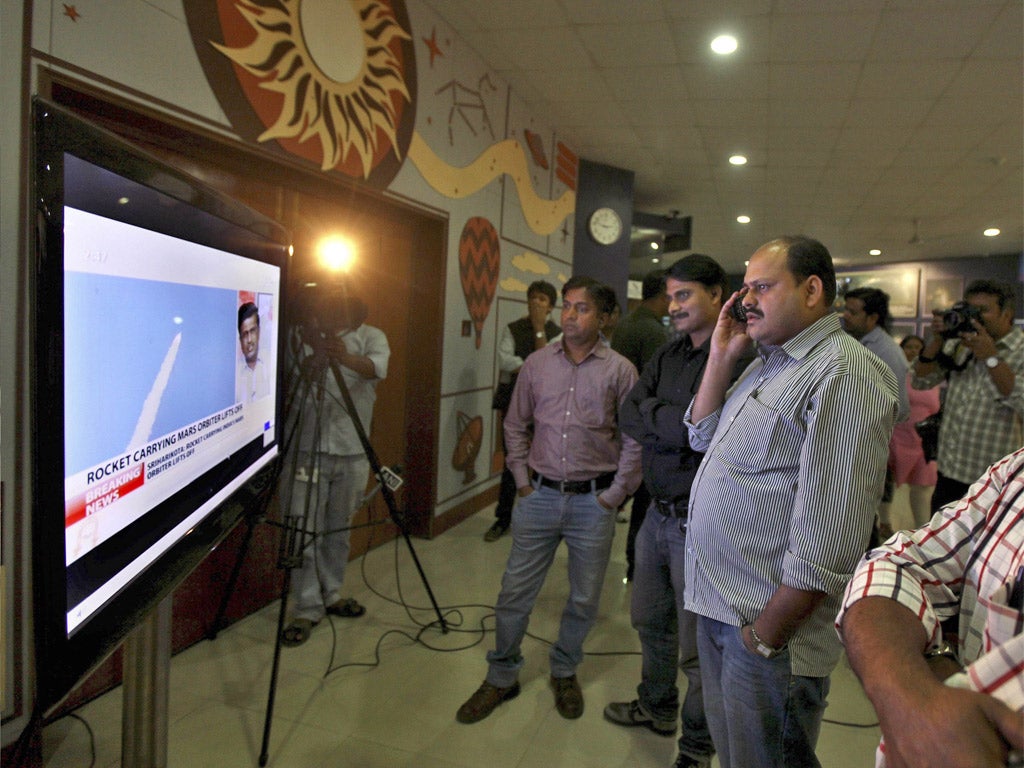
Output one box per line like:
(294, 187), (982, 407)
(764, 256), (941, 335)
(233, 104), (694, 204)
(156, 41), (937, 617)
(280, 618), (317, 647)
(326, 598), (366, 618)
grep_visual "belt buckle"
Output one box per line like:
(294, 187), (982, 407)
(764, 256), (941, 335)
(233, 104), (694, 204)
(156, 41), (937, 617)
(656, 499), (680, 517)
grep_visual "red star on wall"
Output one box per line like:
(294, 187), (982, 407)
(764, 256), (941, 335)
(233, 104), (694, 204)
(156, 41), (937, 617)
(63, 3), (81, 21)
(423, 27), (443, 67)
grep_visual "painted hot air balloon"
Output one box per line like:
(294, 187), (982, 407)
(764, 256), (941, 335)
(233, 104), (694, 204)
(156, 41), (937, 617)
(458, 216), (500, 349)
(453, 411), (483, 484)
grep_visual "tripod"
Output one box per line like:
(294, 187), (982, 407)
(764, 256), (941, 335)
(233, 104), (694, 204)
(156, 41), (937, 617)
(220, 315), (447, 767)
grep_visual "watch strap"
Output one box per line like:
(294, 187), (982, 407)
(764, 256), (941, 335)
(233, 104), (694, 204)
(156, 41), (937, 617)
(748, 624), (785, 658)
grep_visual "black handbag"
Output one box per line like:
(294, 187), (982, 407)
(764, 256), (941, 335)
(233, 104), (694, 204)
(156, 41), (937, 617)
(914, 412), (942, 463)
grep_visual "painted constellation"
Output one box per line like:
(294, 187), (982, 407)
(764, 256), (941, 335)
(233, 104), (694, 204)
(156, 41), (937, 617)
(435, 74), (498, 145)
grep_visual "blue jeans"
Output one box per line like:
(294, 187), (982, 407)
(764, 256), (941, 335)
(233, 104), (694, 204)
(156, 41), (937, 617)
(631, 508), (713, 760)
(696, 617), (829, 768)
(486, 483), (617, 687)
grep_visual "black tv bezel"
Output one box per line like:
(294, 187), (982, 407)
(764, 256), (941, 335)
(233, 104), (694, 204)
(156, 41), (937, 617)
(30, 98), (290, 717)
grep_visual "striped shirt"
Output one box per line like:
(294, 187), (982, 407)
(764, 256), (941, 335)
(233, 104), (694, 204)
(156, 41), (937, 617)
(684, 313), (899, 677)
(837, 448), (1024, 767)
(912, 326), (1024, 485)
(505, 338), (642, 510)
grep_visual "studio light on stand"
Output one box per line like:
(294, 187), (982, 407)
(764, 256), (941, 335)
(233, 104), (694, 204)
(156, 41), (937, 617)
(250, 238), (447, 767)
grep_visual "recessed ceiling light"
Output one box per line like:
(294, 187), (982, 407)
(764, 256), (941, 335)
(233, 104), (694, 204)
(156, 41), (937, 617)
(729, 154), (747, 166)
(869, 249), (881, 256)
(736, 215), (751, 224)
(744, 260), (750, 266)
(650, 241), (660, 250)
(652, 257), (660, 264)
(711, 35), (738, 55)
(984, 227), (1001, 237)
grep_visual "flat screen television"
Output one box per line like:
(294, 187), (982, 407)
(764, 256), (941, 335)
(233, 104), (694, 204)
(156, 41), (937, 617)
(31, 98), (289, 717)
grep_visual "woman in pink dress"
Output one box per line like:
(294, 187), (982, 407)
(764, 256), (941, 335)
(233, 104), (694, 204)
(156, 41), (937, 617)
(882, 335), (942, 532)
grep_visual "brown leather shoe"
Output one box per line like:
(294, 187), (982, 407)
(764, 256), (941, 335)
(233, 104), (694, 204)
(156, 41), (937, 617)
(551, 674), (584, 719)
(456, 680), (521, 723)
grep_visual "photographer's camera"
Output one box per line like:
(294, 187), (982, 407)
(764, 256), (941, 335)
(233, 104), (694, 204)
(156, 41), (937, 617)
(940, 301), (982, 338)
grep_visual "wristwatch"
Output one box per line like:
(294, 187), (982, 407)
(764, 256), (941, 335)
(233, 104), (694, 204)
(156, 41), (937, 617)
(985, 355), (1000, 369)
(747, 624), (786, 659)
(924, 640), (958, 663)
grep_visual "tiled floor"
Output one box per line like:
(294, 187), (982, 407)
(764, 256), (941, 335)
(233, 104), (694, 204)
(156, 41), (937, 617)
(41, 504), (884, 767)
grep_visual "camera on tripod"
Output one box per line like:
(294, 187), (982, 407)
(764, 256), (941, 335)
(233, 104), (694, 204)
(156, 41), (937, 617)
(940, 301), (982, 338)
(292, 282), (368, 353)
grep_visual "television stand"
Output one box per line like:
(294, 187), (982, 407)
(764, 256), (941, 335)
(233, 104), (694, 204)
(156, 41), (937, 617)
(121, 596), (171, 768)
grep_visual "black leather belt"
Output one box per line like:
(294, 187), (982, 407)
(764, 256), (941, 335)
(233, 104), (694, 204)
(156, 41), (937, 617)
(536, 472), (615, 494)
(652, 498), (688, 518)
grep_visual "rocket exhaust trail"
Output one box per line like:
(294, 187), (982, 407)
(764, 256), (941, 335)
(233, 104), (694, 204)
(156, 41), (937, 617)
(127, 332), (182, 451)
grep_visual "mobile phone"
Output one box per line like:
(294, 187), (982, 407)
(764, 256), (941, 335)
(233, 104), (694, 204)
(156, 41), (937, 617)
(730, 297), (748, 323)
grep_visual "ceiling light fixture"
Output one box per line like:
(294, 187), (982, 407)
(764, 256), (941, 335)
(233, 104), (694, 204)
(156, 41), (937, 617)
(984, 227), (1000, 237)
(650, 241), (660, 250)
(729, 154), (747, 166)
(869, 249), (881, 256)
(711, 35), (738, 55)
(736, 215), (750, 224)
(652, 257), (660, 264)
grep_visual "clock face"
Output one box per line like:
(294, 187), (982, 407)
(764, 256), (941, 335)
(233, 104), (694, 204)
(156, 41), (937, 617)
(588, 207), (622, 245)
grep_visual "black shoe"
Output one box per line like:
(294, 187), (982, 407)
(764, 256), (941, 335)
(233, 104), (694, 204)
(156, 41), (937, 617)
(456, 680), (520, 723)
(672, 753), (711, 768)
(484, 521), (508, 542)
(551, 674), (584, 719)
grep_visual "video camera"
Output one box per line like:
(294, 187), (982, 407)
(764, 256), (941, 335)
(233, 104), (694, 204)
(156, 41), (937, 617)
(940, 300), (982, 338)
(292, 282), (367, 339)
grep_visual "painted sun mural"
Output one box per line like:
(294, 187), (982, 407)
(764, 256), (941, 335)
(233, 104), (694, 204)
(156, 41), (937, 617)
(186, 0), (417, 186)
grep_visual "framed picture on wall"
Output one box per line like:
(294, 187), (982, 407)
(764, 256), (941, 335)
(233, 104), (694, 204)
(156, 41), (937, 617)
(923, 277), (963, 316)
(836, 268), (919, 317)
(890, 323), (917, 344)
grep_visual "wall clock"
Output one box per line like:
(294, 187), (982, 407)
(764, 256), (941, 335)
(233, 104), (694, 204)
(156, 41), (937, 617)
(588, 206), (622, 245)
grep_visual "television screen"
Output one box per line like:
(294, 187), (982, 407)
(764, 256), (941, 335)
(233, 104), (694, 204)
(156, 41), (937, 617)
(31, 99), (289, 716)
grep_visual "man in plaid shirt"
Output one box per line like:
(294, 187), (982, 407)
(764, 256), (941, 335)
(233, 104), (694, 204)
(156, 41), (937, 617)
(912, 279), (1024, 512)
(837, 447), (1024, 768)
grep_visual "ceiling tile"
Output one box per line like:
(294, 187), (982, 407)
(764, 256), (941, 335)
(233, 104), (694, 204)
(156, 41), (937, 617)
(769, 62), (862, 100)
(577, 21), (680, 67)
(856, 60), (962, 99)
(869, 6), (1004, 60)
(420, 0), (1022, 275)
(769, 11), (881, 61)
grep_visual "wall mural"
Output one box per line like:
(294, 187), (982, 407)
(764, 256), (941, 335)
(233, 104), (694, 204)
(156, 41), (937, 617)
(435, 74), (498, 145)
(183, 0), (577, 504)
(452, 411), (483, 484)
(407, 134), (575, 235)
(458, 217), (500, 349)
(185, 0), (418, 187)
